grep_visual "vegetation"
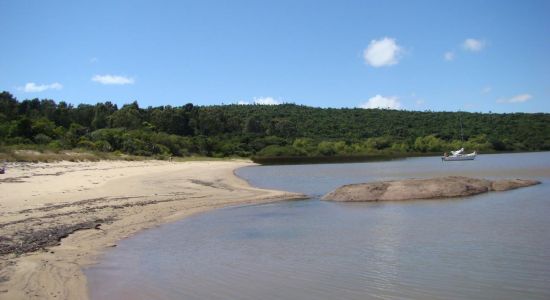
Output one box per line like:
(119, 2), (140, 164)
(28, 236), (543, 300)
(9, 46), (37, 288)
(1, 91), (549, 162)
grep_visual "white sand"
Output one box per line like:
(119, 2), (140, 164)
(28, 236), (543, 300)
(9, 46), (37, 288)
(0, 160), (304, 300)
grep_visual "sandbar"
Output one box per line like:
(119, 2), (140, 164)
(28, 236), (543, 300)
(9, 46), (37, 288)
(0, 160), (304, 299)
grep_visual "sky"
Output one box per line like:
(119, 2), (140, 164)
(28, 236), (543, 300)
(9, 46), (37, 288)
(1, 0), (549, 113)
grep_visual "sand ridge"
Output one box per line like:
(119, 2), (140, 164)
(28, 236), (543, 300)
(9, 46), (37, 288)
(0, 160), (305, 300)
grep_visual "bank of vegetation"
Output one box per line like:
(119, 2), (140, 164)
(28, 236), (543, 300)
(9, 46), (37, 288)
(1, 91), (549, 162)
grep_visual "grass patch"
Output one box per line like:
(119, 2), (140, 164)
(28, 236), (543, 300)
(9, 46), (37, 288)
(0, 145), (249, 163)
(0, 145), (144, 162)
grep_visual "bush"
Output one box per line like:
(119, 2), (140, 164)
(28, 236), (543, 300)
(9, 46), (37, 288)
(414, 135), (446, 152)
(257, 145), (305, 157)
(94, 140), (113, 152)
(33, 133), (52, 144)
(47, 140), (63, 150)
(77, 140), (96, 150)
(7, 137), (33, 144)
(317, 141), (336, 156)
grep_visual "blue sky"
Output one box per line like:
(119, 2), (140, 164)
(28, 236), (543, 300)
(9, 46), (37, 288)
(1, 0), (549, 113)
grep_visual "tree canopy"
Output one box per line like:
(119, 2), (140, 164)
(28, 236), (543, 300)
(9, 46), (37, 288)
(1, 91), (549, 159)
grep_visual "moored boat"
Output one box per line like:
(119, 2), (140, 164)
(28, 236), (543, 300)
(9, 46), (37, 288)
(442, 148), (477, 161)
(442, 114), (478, 161)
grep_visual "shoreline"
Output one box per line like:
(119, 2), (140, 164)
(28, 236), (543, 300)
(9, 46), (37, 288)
(250, 150), (550, 165)
(0, 160), (305, 300)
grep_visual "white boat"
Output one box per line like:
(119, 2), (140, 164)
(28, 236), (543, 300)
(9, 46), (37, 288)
(441, 114), (477, 161)
(442, 148), (477, 161)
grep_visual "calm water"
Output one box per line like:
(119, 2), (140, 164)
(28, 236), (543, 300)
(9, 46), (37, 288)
(87, 152), (550, 300)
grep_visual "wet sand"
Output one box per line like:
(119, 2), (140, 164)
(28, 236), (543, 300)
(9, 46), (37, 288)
(0, 160), (304, 300)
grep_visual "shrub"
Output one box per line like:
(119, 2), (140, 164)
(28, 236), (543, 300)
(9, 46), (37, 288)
(33, 133), (52, 144)
(257, 145), (305, 157)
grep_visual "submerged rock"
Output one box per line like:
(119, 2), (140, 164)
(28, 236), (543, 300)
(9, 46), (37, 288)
(322, 176), (540, 202)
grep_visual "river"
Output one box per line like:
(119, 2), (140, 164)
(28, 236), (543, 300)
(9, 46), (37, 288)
(86, 152), (550, 300)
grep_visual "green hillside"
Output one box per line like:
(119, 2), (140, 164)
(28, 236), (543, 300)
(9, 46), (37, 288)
(1, 91), (549, 160)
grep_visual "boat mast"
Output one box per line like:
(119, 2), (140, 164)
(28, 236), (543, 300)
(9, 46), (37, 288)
(460, 113), (464, 143)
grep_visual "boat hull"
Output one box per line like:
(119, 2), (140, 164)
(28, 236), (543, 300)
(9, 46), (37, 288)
(441, 154), (476, 161)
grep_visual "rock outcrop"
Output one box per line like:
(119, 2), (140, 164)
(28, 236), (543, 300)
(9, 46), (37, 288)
(322, 176), (540, 202)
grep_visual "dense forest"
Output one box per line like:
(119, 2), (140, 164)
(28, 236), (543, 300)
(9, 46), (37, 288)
(1, 91), (549, 160)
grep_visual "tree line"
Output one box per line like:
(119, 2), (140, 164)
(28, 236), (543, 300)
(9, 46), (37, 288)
(1, 91), (549, 159)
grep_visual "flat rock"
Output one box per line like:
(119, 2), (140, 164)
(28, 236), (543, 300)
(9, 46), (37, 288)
(322, 176), (540, 202)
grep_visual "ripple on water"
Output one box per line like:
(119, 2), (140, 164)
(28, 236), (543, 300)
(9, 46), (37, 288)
(87, 152), (550, 300)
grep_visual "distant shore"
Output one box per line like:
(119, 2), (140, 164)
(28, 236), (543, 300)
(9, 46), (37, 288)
(251, 151), (462, 165)
(0, 160), (304, 300)
(251, 150), (550, 165)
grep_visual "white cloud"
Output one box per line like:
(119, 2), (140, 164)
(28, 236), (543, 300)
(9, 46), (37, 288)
(462, 38), (485, 52)
(363, 37), (402, 67)
(497, 93), (532, 103)
(19, 82), (63, 93)
(254, 97), (281, 105)
(92, 74), (134, 85)
(90, 57), (99, 63)
(359, 95), (401, 110)
(482, 86), (492, 94)
(444, 51), (455, 61)
(237, 97), (282, 105)
(415, 99), (425, 105)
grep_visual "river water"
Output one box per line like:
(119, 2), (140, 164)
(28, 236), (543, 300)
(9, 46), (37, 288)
(86, 152), (550, 300)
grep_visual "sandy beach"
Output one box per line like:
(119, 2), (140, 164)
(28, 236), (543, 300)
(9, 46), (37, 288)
(0, 160), (304, 300)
